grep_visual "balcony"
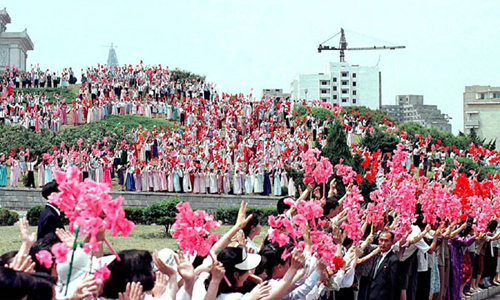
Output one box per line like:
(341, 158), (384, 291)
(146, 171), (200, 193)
(465, 120), (479, 128)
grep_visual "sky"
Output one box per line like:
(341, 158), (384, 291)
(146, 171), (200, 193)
(3, 0), (500, 134)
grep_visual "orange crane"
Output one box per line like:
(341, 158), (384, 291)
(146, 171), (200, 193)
(318, 28), (405, 62)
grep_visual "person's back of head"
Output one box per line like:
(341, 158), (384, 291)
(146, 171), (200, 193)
(276, 197), (291, 215)
(102, 249), (154, 299)
(323, 196), (340, 218)
(30, 233), (61, 274)
(0, 266), (27, 300)
(41, 180), (59, 200)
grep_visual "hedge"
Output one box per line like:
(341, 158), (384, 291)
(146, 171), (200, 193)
(143, 197), (180, 237)
(0, 208), (20, 226)
(124, 207), (145, 225)
(27, 205), (45, 226)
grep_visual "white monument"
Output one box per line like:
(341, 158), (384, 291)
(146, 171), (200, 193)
(0, 8), (34, 72)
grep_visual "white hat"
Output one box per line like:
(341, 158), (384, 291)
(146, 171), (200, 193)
(235, 248), (261, 271)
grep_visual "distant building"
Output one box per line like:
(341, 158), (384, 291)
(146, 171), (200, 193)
(382, 95), (452, 132)
(0, 8), (34, 72)
(463, 85), (500, 147)
(290, 62), (381, 109)
(262, 88), (290, 99)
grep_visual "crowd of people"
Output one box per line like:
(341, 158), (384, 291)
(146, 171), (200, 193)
(3, 167), (500, 300)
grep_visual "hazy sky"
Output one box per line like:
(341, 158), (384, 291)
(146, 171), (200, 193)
(3, 0), (500, 133)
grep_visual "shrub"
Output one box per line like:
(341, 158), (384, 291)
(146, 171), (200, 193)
(143, 197), (180, 237)
(124, 207), (145, 224)
(0, 208), (20, 226)
(215, 207), (277, 226)
(26, 205), (44, 226)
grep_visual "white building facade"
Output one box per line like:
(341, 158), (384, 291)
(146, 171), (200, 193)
(463, 85), (500, 148)
(290, 62), (380, 109)
(0, 8), (34, 72)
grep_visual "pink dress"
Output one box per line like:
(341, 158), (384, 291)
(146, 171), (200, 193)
(9, 160), (20, 187)
(102, 165), (111, 186)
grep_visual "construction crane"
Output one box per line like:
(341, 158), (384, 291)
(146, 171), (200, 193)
(318, 28), (405, 62)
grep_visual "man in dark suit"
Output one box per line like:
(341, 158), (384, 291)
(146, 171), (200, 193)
(37, 180), (64, 240)
(367, 230), (401, 300)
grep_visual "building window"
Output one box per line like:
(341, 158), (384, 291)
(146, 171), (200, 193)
(352, 98), (357, 104)
(321, 98), (329, 101)
(341, 98), (348, 103)
(320, 80), (330, 86)
(332, 77), (337, 82)
(342, 80), (348, 86)
(353, 90), (357, 95)
(353, 82), (356, 87)
(352, 73), (356, 78)
(333, 95), (337, 100)
(341, 72), (348, 77)
(321, 89), (329, 94)
(342, 89), (348, 94)
(333, 86), (337, 91)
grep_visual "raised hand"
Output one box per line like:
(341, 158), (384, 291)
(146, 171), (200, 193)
(153, 251), (177, 278)
(151, 272), (167, 298)
(6, 254), (35, 273)
(248, 281), (271, 300)
(56, 228), (76, 248)
(236, 201), (252, 230)
(118, 282), (144, 300)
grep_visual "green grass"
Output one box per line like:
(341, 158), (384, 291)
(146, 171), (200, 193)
(14, 85), (81, 104)
(0, 225), (269, 255)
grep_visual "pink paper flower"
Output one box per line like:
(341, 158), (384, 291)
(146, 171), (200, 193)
(51, 243), (69, 264)
(36, 250), (53, 269)
(172, 202), (221, 256)
(94, 260), (111, 284)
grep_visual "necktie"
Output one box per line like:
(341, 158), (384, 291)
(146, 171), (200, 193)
(373, 254), (383, 278)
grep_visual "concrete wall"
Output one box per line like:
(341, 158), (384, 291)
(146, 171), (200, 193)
(0, 187), (280, 212)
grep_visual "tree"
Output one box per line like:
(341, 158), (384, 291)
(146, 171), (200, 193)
(360, 127), (399, 154)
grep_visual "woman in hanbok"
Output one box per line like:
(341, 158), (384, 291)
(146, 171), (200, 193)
(117, 165), (125, 191)
(172, 105), (178, 121)
(280, 169), (288, 190)
(145, 103), (152, 118)
(102, 163), (112, 187)
(9, 158), (20, 187)
(160, 165), (167, 191)
(166, 102), (172, 120)
(72, 105), (78, 126)
(173, 167), (181, 192)
(167, 169), (174, 192)
(253, 169), (263, 194)
(209, 170), (218, 194)
(182, 167), (192, 193)
(233, 169), (242, 195)
(263, 169), (272, 196)
(288, 176), (296, 197)
(0, 161), (8, 187)
(223, 169), (231, 194)
(153, 167), (161, 192)
(273, 168), (282, 196)
(37, 161), (45, 187)
(124, 165), (134, 191)
(44, 161), (53, 183)
(199, 170), (206, 194)
(245, 170), (253, 194)
(134, 166), (142, 192)
(193, 170), (201, 194)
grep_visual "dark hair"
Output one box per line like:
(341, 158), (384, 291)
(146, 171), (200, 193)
(259, 242), (293, 279)
(41, 180), (59, 200)
(30, 233), (61, 273)
(242, 213), (260, 238)
(488, 220), (498, 232)
(205, 247), (249, 295)
(21, 272), (57, 300)
(102, 250), (155, 299)
(0, 268), (56, 300)
(323, 196), (340, 216)
(379, 230), (395, 242)
(277, 197), (291, 214)
(0, 266), (27, 300)
(0, 251), (18, 267)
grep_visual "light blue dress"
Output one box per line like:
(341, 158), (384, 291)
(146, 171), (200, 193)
(0, 164), (7, 186)
(244, 173), (252, 194)
(254, 172), (264, 194)
(273, 170), (282, 196)
(173, 170), (181, 192)
(44, 165), (53, 183)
